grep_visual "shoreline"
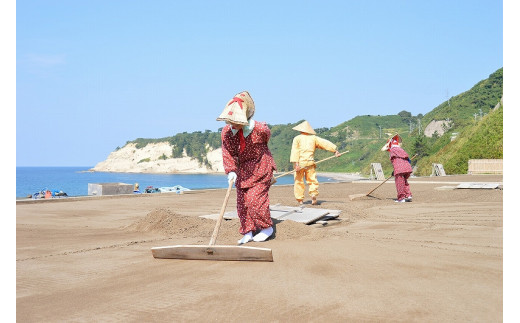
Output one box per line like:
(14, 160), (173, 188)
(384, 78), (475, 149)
(16, 174), (502, 204)
(17, 170), (365, 200)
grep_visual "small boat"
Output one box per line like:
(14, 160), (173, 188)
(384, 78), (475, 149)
(157, 185), (191, 194)
(31, 189), (68, 199)
(144, 186), (161, 194)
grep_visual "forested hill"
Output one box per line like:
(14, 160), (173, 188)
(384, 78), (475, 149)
(422, 67), (502, 129)
(122, 67), (503, 176)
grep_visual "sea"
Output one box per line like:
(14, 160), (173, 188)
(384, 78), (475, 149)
(16, 167), (339, 199)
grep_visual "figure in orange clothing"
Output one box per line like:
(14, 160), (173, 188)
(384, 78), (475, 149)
(216, 91), (277, 245)
(290, 120), (340, 205)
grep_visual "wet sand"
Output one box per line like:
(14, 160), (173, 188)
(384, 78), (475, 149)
(16, 174), (503, 322)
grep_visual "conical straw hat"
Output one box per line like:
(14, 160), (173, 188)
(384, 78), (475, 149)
(292, 120), (316, 135)
(216, 91), (255, 125)
(381, 133), (402, 151)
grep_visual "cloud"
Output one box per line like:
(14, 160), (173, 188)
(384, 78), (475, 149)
(23, 53), (67, 67)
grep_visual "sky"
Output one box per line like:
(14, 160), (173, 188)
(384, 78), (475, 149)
(13, 0), (503, 167)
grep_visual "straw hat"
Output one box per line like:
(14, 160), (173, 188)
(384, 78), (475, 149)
(381, 133), (402, 151)
(292, 120), (316, 135)
(216, 91), (255, 125)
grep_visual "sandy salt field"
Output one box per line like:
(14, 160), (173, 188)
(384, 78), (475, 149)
(16, 174), (503, 322)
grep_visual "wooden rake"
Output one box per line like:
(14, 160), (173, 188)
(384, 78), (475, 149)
(151, 180), (273, 261)
(270, 150), (349, 184)
(348, 154), (418, 201)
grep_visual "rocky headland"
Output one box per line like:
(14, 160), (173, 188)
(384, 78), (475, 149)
(90, 142), (224, 174)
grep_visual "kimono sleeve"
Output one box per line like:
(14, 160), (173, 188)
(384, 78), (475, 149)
(221, 127), (238, 174)
(290, 136), (301, 163)
(315, 136), (337, 153)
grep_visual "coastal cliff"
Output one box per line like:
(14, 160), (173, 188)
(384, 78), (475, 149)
(90, 142), (224, 174)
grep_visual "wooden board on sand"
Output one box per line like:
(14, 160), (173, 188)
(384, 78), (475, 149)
(201, 205), (341, 225)
(151, 245), (273, 262)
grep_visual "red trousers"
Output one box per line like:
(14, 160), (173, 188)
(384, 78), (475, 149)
(394, 172), (412, 200)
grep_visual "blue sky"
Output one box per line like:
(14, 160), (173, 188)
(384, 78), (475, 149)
(14, 0), (504, 167)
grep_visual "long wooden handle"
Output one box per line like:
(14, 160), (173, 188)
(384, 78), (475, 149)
(209, 180), (234, 246)
(365, 175), (394, 195)
(274, 150), (349, 180)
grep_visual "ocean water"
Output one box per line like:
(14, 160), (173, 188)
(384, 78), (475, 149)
(16, 167), (337, 199)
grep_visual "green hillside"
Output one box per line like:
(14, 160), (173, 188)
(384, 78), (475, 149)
(124, 67), (503, 176)
(422, 68), (502, 131)
(414, 105), (503, 176)
(268, 112), (421, 172)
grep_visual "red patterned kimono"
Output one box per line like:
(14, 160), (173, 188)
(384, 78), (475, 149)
(389, 146), (413, 201)
(221, 121), (277, 234)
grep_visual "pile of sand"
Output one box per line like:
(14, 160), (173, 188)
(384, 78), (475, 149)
(125, 208), (220, 238)
(272, 219), (313, 240)
(125, 207), (331, 242)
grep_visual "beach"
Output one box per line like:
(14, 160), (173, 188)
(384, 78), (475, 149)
(16, 174), (503, 322)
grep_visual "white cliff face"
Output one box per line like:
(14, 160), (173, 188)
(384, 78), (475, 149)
(90, 142), (224, 173)
(424, 120), (452, 137)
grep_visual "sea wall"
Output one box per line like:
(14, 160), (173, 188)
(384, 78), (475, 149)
(90, 142), (225, 174)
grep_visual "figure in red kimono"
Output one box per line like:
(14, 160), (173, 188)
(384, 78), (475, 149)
(382, 134), (413, 203)
(217, 91), (277, 244)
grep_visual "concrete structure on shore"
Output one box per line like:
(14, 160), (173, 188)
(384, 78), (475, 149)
(88, 182), (134, 196)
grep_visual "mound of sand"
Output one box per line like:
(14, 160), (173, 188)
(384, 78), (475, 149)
(125, 208), (220, 238)
(125, 207), (329, 242)
(272, 219), (313, 240)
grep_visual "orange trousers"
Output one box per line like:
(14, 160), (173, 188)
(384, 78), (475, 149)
(293, 165), (319, 201)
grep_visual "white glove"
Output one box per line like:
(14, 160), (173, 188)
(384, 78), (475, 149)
(227, 172), (237, 184)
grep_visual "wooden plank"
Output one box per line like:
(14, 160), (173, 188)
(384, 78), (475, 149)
(201, 205), (342, 225)
(151, 245), (273, 262)
(304, 213), (330, 225)
(456, 182), (501, 189)
(312, 214), (341, 226)
(371, 163), (385, 180)
(282, 208), (330, 224)
(468, 159), (503, 174)
(432, 163), (446, 176)
(437, 164), (446, 176)
(272, 209), (300, 220)
(270, 205), (299, 211)
(223, 211), (238, 220)
(199, 211), (236, 220)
